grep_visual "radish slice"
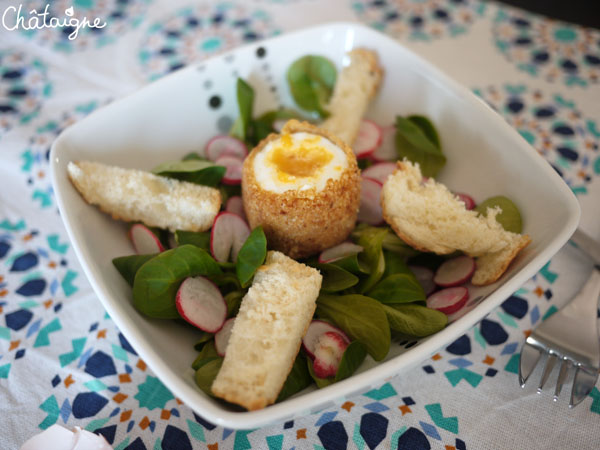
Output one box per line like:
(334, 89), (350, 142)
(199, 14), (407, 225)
(426, 286), (469, 315)
(215, 317), (235, 356)
(433, 255), (476, 287)
(361, 162), (397, 185)
(353, 120), (382, 158)
(176, 276), (227, 332)
(210, 212), (251, 263)
(302, 320), (350, 360)
(357, 177), (384, 225)
(215, 155), (243, 185)
(319, 242), (363, 264)
(456, 193), (476, 210)
(313, 331), (349, 378)
(371, 125), (397, 162)
(129, 224), (164, 254)
(205, 135), (248, 161)
(408, 265), (436, 296)
(225, 196), (246, 221)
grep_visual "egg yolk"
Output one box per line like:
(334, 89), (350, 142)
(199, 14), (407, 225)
(267, 134), (334, 182)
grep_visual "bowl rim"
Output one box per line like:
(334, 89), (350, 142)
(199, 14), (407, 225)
(50, 21), (580, 429)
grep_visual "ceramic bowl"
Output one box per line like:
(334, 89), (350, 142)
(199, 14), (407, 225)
(50, 22), (579, 429)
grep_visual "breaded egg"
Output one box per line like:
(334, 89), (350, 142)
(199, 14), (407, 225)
(242, 120), (361, 259)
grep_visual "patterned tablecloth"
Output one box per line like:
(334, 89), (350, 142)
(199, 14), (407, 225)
(1, 0), (599, 448)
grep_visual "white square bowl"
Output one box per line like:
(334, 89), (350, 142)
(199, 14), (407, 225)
(50, 22), (579, 429)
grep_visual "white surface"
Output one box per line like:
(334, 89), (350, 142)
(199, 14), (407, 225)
(50, 22), (580, 429)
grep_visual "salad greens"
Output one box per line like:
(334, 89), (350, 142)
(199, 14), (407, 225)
(235, 226), (267, 288)
(316, 294), (391, 361)
(152, 159), (226, 187)
(113, 254), (156, 287)
(230, 78), (304, 147)
(394, 115), (446, 178)
(131, 245), (221, 319)
(475, 195), (523, 233)
(286, 55), (337, 118)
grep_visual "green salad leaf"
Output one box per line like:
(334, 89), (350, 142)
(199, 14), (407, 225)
(475, 195), (523, 233)
(277, 353), (312, 402)
(175, 230), (210, 250)
(382, 231), (420, 258)
(368, 273), (425, 305)
(132, 245), (222, 319)
(194, 357), (223, 397)
(335, 340), (367, 382)
(356, 226), (388, 293)
(395, 115), (446, 178)
(317, 294), (390, 361)
(182, 152), (203, 161)
(112, 254), (156, 286)
(313, 263), (359, 293)
(224, 291), (244, 317)
(192, 340), (219, 370)
(236, 226), (267, 288)
(230, 78), (255, 143)
(287, 55), (337, 118)
(383, 303), (448, 337)
(382, 250), (410, 278)
(193, 332), (214, 351)
(407, 114), (441, 149)
(152, 159), (226, 187)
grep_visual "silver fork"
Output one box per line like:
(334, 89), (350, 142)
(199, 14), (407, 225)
(519, 260), (600, 407)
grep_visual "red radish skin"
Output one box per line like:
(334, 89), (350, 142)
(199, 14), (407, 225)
(434, 255), (476, 287)
(129, 224), (164, 254)
(408, 265), (436, 296)
(353, 120), (382, 158)
(302, 320), (350, 360)
(215, 318), (236, 356)
(312, 331), (349, 378)
(205, 135), (247, 161)
(210, 212), (251, 263)
(215, 155), (243, 185)
(371, 125), (396, 162)
(357, 177), (384, 225)
(456, 193), (476, 210)
(361, 162), (397, 184)
(225, 196), (246, 221)
(319, 242), (363, 264)
(176, 276), (227, 332)
(426, 286), (469, 315)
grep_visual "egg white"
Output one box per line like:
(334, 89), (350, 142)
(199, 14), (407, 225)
(253, 132), (349, 194)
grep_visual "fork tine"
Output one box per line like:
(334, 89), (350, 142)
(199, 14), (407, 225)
(569, 366), (599, 408)
(537, 354), (557, 393)
(553, 359), (570, 401)
(519, 342), (542, 387)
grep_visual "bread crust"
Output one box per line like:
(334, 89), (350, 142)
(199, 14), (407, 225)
(321, 48), (384, 146)
(242, 120), (361, 259)
(381, 160), (531, 285)
(471, 234), (531, 285)
(67, 161), (221, 232)
(211, 251), (322, 410)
